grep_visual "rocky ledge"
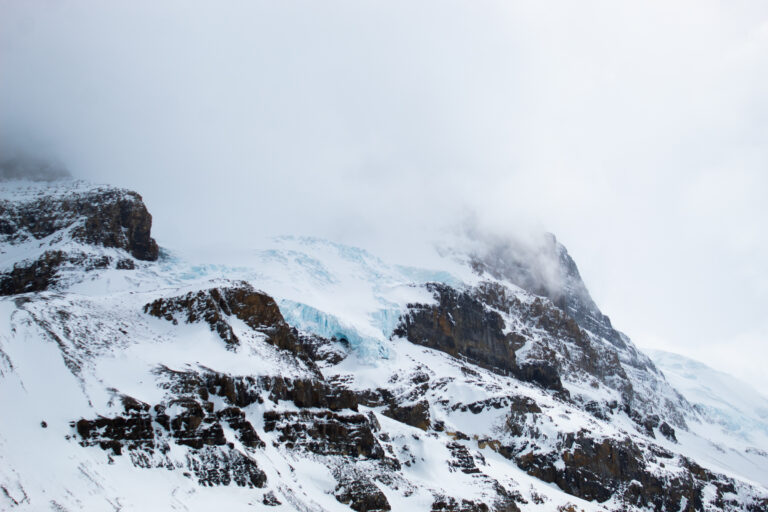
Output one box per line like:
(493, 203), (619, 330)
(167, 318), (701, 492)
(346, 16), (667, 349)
(0, 179), (158, 295)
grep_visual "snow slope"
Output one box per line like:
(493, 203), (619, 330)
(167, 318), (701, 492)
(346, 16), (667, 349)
(649, 350), (768, 486)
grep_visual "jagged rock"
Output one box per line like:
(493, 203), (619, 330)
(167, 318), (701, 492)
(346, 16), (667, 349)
(356, 388), (390, 407)
(659, 421), (677, 442)
(395, 283), (569, 392)
(262, 491), (281, 506)
(73, 392), (267, 488)
(509, 430), (750, 510)
(198, 372), (262, 408)
(505, 396), (543, 437)
(452, 396), (512, 414)
(584, 400), (609, 420)
(0, 250), (66, 295)
(468, 233), (625, 348)
(159, 367), (358, 413)
(0, 181), (159, 295)
(475, 282), (628, 395)
(263, 410), (384, 459)
(627, 409), (662, 438)
(263, 375), (358, 411)
(334, 472), (391, 512)
(6, 180), (766, 511)
(514, 361), (563, 391)
(382, 400), (430, 430)
(169, 398), (226, 449)
(144, 283), (309, 355)
(491, 488), (524, 512)
(217, 407), (265, 449)
(185, 446), (266, 488)
(447, 442), (481, 474)
(75, 402), (155, 455)
(394, 283), (521, 377)
(0, 186), (158, 260)
(0, 251), (129, 296)
(509, 396), (542, 415)
(431, 495), (489, 512)
(5, 163), (768, 512)
(116, 258), (135, 270)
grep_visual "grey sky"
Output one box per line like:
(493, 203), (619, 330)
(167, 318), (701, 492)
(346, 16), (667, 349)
(1, 1), (767, 390)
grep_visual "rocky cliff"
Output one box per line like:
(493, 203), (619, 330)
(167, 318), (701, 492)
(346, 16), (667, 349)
(0, 178), (158, 296)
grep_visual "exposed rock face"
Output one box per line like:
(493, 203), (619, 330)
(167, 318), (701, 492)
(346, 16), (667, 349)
(431, 495), (491, 512)
(75, 396), (155, 455)
(0, 180), (159, 295)
(71, 334), (393, 503)
(74, 394), (267, 488)
(382, 400), (431, 430)
(263, 375), (358, 411)
(431, 487), (521, 512)
(384, 276), (755, 510)
(394, 283), (517, 376)
(144, 283), (313, 355)
(264, 410), (384, 459)
(0, 250), (66, 295)
(497, 428), (760, 512)
(27, 275), (768, 511)
(473, 281), (625, 393)
(334, 471), (392, 512)
(394, 284), (516, 374)
(0, 250), (123, 296)
(394, 283), (562, 391)
(397, 278), (691, 438)
(659, 421), (677, 442)
(468, 233), (623, 348)
(0, 187), (158, 260)
(466, 238), (686, 424)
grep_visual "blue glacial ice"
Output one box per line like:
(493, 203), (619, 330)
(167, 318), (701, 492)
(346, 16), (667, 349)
(279, 299), (390, 359)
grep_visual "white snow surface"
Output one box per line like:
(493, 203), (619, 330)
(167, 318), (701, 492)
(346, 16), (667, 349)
(649, 349), (768, 487)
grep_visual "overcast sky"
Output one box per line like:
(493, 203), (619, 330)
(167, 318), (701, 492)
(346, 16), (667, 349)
(1, 1), (767, 391)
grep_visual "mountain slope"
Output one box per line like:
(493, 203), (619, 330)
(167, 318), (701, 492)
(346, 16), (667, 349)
(648, 350), (768, 487)
(0, 176), (766, 511)
(649, 350), (768, 444)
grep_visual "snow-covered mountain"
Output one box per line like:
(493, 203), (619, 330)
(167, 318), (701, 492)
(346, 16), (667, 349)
(648, 350), (768, 476)
(649, 350), (768, 442)
(1, 174), (766, 511)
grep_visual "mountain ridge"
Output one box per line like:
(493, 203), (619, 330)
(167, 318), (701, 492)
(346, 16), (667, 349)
(1, 177), (766, 511)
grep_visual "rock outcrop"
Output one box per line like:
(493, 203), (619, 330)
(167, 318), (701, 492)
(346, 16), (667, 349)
(0, 179), (159, 295)
(145, 283), (291, 347)
(0, 186), (158, 260)
(467, 233), (623, 347)
(0, 250), (66, 295)
(74, 394), (267, 488)
(394, 283), (562, 391)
